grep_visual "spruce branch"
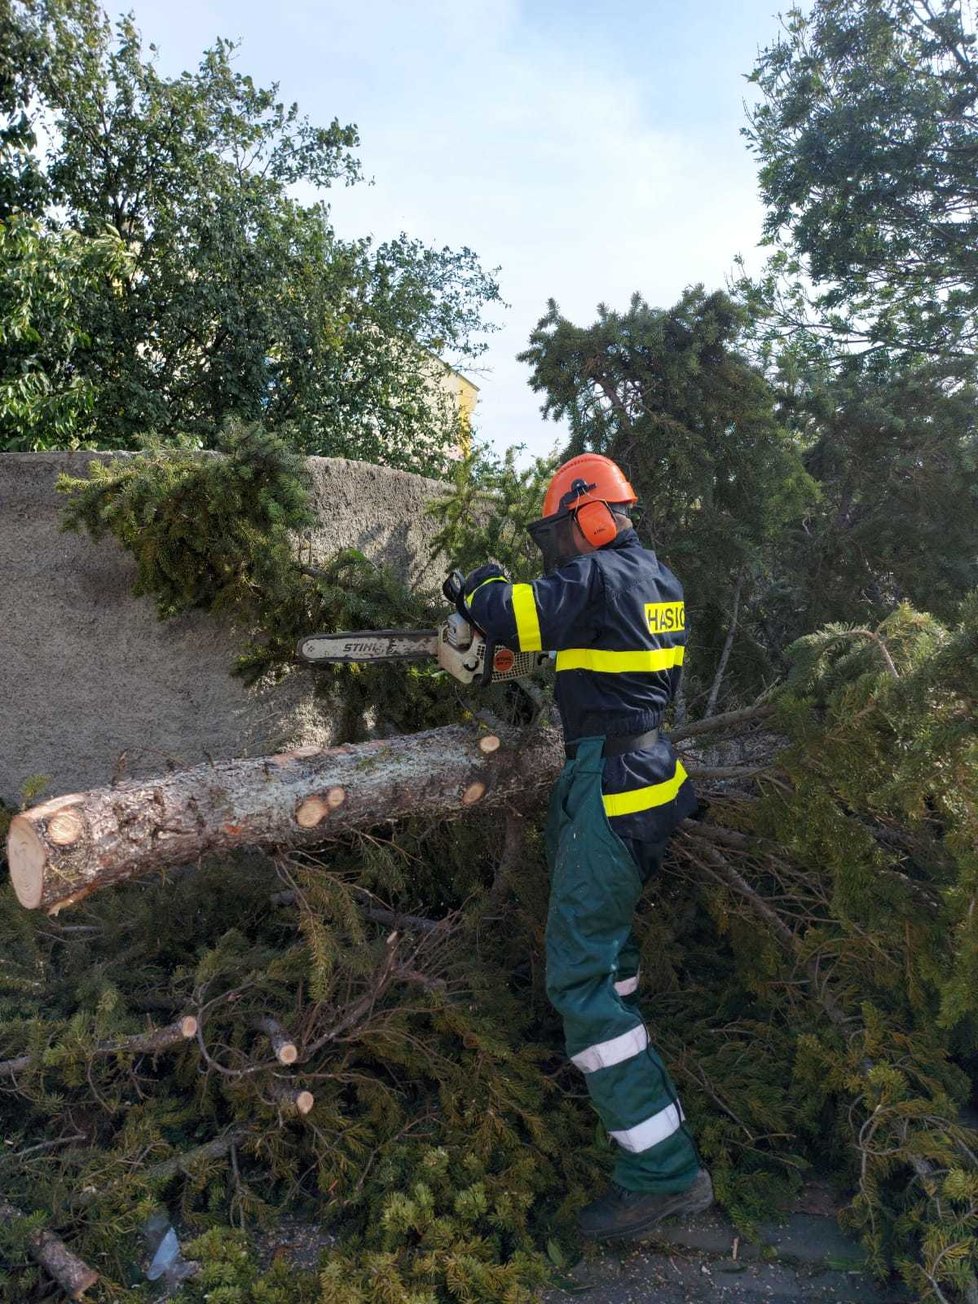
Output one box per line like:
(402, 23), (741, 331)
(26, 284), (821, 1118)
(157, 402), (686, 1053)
(72, 1129), (251, 1209)
(0, 1017), (198, 1081)
(670, 701), (777, 742)
(0, 1199), (99, 1299)
(704, 570), (745, 719)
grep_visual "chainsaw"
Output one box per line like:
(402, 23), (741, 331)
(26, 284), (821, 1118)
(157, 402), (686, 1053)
(297, 570), (550, 687)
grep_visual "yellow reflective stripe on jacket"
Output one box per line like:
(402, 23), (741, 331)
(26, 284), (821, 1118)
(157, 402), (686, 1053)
(472, 575), (507, 593)
(555, 646), (685, 674)
(602, 761), (689, 818)
(511, 582), (543, 652)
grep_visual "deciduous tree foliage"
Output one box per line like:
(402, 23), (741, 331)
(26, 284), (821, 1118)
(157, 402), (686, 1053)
(0, 215), (130, 448)
(0, 0), (47, 219)
(0, 0), (498, 471)
(746, 0), (978, 363)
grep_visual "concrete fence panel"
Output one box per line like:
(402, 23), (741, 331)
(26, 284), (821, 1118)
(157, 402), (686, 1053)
(0, 452), (447, 805)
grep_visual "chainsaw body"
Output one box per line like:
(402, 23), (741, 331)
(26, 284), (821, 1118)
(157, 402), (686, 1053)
(296, 568), (550, 686)
(437, 613), (548, 684)
(297, 612), (549, 686)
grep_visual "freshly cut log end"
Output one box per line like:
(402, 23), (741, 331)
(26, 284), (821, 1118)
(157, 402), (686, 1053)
(462, 781), (486, 806)
(0, 1200), (99, 1299)
(295, 796), (329, 828)
(253, 1017), (299, 1065)
(33, 1228), (100, 1299)
(478, 735), (501, 754)
(47, 809), (85, 847)
(295, 786), (347, 828)
(0, 1016), (200, 1079)
(267, 1082), (315, 1115)
(7, 815), (46, 910)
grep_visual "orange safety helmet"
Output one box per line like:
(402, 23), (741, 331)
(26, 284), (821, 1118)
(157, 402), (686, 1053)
(541, 453), (638, 520)
(529, 453), (638, 570)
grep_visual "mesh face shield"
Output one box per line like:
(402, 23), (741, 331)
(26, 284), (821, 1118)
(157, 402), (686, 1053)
(527, 504), (632, 573)
(527, 510), (581, 573)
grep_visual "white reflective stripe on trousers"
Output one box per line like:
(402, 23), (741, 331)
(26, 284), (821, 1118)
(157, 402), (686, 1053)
(614, 973), (640, 996)
(571, 1023), (648, 1073)
(610, 1102), (685, 1153)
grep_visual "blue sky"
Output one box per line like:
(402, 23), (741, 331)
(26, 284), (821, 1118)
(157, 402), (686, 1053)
(119, 0), (790, 460)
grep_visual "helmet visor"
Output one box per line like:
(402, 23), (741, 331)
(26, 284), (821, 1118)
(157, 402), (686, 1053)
(527, 511), (580, 573)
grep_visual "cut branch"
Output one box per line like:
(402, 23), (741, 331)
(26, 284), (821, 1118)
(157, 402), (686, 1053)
(671, 702), (776, 742)
(266, 1081), (315, 1116)
(0, 1199), (99, 1298)
(72, 1129), (250, 1209)
(684, 764), (769, 781)
(251, 1017), (298, 1066)
(271, 886), (444, 934)
(0, 1016), (198, 1080)
(679, 819), (750, 851)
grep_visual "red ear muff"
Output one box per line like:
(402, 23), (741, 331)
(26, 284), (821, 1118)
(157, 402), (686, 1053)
(574, 499), (617, 547)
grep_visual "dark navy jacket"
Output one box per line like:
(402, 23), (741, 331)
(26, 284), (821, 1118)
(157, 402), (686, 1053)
(469, 529), (697, 843)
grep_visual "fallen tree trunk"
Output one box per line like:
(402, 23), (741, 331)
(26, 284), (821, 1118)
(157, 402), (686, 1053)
(6, 706), (777, 916)
(7, 725), (564, 914)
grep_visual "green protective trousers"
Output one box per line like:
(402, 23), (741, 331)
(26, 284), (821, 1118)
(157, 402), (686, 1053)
(545, 737), (701, 1192)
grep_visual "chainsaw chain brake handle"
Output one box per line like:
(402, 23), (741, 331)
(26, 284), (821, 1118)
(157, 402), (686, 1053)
(443, 570), (470, 621)
(443, 570), (496, 688)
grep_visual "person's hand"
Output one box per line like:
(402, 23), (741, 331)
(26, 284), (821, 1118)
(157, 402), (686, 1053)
(462, 562), (509, 599)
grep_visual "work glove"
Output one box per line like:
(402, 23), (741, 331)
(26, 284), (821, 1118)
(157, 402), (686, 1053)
(462, 562), (510, 600)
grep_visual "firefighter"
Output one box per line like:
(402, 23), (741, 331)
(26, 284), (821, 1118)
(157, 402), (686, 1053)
(462, 452), (712, 1241)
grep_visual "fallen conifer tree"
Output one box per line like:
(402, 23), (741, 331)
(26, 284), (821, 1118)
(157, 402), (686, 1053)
(2, 440), (976, 1303)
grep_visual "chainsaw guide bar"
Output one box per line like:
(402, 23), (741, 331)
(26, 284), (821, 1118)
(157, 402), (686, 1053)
(297, 630), (439, 664)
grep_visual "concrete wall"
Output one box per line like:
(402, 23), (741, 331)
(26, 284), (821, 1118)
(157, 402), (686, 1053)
(0, 453), (448, 805)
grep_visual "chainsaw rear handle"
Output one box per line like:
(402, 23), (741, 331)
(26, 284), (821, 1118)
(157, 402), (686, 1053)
(443, 570), (495, 688)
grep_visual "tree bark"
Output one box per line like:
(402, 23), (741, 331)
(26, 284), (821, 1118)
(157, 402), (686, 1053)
(670, 701), (776, 743)
(6, 724), (564, 915)
(6, 716), (777, 917)
(0, 1017), (198, 1080)
(0, 1199), (99, 1298)
(266, 1082), (315, 1116)
(251, 1018), (298, 1066)
(703, 570), (744, 719)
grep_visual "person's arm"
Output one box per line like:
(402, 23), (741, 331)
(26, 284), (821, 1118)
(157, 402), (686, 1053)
(464, 556), (598, 651)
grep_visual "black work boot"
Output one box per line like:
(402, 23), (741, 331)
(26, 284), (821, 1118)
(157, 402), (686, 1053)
(578, 1168), (714, 1241)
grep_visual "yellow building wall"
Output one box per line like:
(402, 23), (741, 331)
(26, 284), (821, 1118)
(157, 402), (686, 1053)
(423, 352), (479, 458)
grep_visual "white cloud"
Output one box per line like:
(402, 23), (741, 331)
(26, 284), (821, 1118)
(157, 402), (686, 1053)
(119, 0), (770, 459)
(319, 24), (765, 458)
